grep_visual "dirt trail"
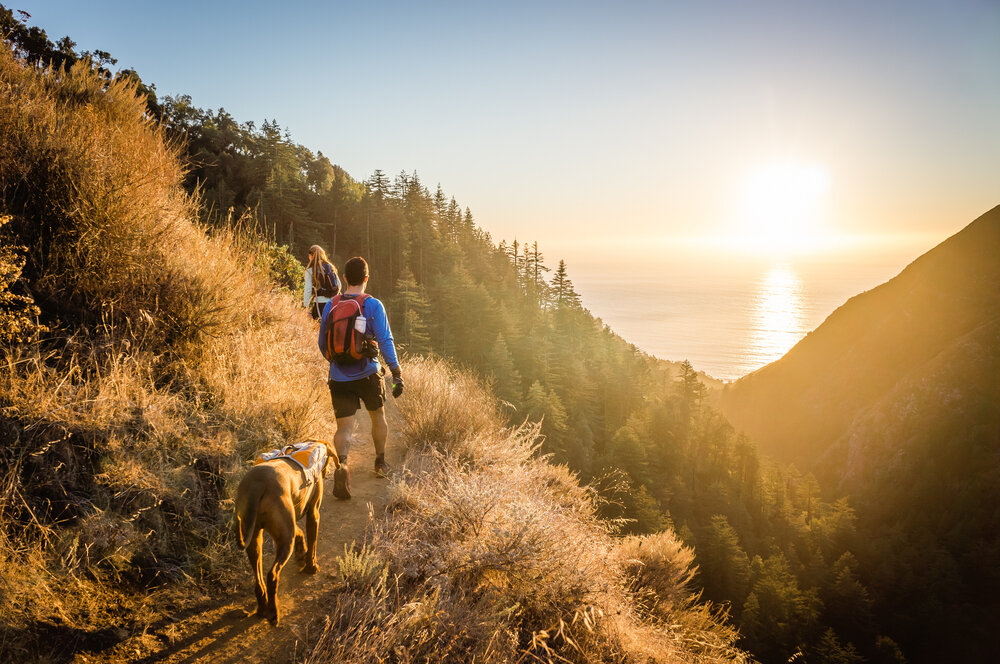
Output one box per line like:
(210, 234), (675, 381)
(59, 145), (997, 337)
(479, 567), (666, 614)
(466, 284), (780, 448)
(99, 415), (392, 664)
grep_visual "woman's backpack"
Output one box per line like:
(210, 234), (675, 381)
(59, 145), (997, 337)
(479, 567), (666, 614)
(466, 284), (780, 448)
(315, 262), (339, 298)
(322, 294), (377, 365)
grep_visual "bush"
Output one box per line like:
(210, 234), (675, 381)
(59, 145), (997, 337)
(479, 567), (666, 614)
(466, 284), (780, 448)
(258, 239), (305, 294)
(0, 215), (43, 344)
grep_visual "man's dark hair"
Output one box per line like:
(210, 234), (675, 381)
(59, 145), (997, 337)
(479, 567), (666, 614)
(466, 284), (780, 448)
(344, 257), (369, 286)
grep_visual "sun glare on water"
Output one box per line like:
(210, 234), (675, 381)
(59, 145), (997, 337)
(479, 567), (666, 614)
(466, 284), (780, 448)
(746, 265), (808, 370)
(731, 160), (832, 254)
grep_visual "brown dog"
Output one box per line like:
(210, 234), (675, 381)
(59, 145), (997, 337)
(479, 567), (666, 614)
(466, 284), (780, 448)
(235, 440), (338, 625)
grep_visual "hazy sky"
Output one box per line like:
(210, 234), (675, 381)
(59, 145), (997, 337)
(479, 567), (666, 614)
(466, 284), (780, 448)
(15, 0), (1000, 261)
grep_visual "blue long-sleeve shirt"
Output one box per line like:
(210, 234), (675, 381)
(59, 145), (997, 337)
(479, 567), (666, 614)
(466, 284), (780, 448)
(318, 294), (400, 382)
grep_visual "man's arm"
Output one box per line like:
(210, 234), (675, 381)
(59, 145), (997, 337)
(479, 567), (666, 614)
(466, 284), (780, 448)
(366, 298), (399, 372)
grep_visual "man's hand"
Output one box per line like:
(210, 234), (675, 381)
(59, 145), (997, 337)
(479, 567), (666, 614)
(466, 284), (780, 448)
(391, 368), (403, 398)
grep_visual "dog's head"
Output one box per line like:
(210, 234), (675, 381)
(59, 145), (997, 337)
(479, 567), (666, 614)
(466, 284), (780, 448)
(318, 440), (340, 478)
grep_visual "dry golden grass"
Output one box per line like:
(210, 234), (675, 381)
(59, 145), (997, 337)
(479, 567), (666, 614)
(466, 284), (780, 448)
(0, 42), (332, 656)
(309, 358), (750, 664)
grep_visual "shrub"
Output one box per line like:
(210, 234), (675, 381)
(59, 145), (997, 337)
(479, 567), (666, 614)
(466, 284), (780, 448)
(258, 240), (305, 294)
(0, 215), (43, 344)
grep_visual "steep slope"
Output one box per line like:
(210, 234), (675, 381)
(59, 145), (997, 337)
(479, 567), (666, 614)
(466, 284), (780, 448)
(94, 427), (388, 664)
(306, 359), (750, 664)
(822, 315), (1000, 661)
(719, 205), (1000, 468)
(719, 206), (1000, 661)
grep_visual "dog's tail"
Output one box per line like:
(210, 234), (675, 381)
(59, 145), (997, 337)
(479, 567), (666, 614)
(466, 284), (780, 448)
(235, 492), (260, 549)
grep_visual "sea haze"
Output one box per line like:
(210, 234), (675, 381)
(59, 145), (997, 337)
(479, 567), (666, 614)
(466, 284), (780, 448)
(567, 241), (931, 381)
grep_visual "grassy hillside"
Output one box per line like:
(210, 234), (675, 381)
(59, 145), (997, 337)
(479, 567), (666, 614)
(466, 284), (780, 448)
(821, 316), (1000, 661)
(0, 41), (329, 659)
(0, 40), (748, 664)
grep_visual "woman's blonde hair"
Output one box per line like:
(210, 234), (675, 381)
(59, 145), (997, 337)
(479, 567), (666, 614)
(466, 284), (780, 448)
(308, 245), (340, 290)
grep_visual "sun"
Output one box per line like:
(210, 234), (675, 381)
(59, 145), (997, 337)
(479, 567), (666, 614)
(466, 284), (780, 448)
(735, 160), (831, 253)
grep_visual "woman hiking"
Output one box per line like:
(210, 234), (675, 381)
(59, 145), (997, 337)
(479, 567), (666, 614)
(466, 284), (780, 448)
(304, 245), (341, 319)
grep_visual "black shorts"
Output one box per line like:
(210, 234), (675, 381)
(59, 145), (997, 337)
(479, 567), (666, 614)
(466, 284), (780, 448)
(329, 373), (385, 418)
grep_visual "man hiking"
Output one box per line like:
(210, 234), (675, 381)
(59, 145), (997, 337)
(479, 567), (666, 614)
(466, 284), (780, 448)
(318, 256), (402, 499)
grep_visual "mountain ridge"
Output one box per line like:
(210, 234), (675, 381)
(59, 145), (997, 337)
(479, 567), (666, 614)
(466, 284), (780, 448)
(719, 204), (1000, 469)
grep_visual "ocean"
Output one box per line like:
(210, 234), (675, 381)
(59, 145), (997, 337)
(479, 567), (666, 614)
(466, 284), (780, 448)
(567, 241), (932, 382)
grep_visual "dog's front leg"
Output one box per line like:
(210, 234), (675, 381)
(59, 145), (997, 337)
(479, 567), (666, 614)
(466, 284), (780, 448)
(302, 502), (320, 574)
(293, 527), (306, 559)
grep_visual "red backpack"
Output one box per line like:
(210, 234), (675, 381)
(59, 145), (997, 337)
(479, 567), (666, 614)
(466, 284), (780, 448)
(322, 294), (377, 364)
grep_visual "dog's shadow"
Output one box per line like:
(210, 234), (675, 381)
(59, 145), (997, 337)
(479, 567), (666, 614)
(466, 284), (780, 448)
(131, 603), (286, 664)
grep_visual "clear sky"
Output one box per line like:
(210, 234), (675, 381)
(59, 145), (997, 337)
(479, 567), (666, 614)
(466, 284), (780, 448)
(14, 0), (1000, 261)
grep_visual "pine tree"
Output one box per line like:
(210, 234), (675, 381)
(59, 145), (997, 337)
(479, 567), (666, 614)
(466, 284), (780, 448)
(823, 552), (874, 643)
(507, 239), (521, 285)
(552, 259), (581, 309)
(696, 515), (751, 607)
(390, 266), (431, 355)
(259, 121), (309, 248)
(525, 380), (570, 459)
(367, 169), (390, 202)
(529, 241), (551, 307)
(486, 333), (522, 407)
(743, 553), (822, 661)
(601, 413), (652, 485)
(810, 629), (864, 664)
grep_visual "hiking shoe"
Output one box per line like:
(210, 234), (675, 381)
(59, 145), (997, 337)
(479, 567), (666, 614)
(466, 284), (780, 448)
(374, 460), (392, 478)
(332, 465), (351, 499)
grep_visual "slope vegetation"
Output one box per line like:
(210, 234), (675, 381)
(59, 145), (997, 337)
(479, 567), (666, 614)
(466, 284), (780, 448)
(309, 358), (748, 664)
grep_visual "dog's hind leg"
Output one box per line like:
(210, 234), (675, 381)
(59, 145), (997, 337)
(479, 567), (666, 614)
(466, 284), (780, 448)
(247, 528), (268, 618)
(265, 499), (296, 626)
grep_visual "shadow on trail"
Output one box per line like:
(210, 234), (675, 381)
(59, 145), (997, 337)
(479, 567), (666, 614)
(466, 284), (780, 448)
(131, 608), (252, 664)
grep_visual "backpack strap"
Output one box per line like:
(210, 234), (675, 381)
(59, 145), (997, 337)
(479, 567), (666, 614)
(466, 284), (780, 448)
(325, 294), (342, 314)
(338, 293), (369, 309)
